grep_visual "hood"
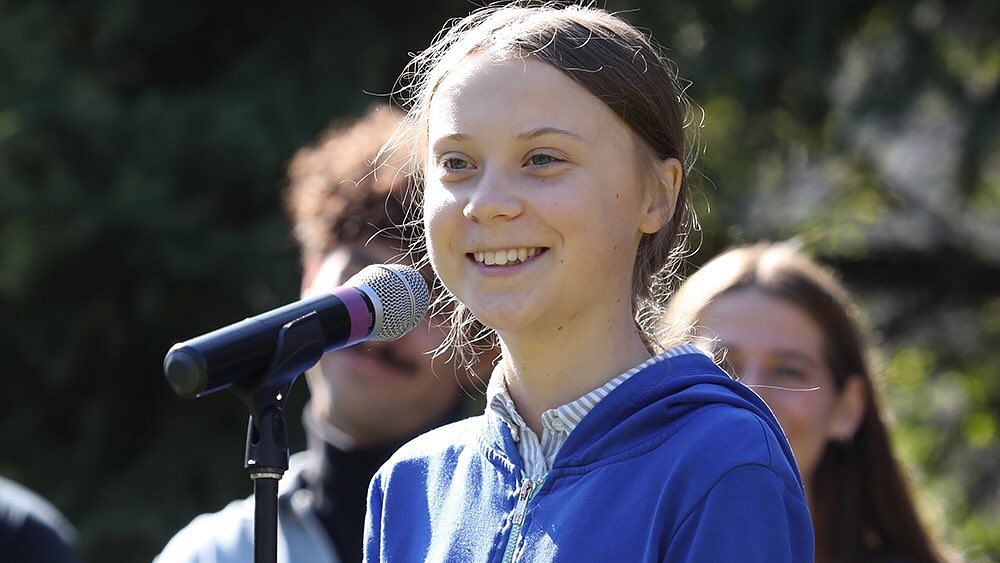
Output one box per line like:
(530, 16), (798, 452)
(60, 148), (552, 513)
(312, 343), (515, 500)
(485, 350), (801, 488)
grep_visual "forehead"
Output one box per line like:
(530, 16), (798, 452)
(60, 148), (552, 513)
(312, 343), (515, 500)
(427, 55), (627, 145)
(698, 289), (826, 359)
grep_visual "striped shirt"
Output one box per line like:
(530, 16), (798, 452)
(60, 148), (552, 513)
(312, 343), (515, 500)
(486, 343), (706, 480)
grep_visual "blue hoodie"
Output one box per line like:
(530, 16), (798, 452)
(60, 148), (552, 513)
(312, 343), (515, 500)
(365, 350), (813, 562)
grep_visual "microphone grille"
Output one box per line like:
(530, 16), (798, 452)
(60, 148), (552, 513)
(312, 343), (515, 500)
(347, 264), (429, 341)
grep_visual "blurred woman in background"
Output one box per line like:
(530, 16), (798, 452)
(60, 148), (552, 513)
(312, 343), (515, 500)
(665, 242), (946, 563)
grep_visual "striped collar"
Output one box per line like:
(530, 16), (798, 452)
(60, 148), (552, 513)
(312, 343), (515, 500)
(486, 343), (705, 478)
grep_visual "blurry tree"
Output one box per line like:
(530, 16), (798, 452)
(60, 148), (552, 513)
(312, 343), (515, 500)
(0, 0), (996, 561)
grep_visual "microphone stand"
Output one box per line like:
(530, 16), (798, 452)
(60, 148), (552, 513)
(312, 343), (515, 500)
(230, 311), (326, 563)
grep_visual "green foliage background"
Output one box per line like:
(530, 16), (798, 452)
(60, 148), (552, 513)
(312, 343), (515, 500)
(0, 1), (996, 561)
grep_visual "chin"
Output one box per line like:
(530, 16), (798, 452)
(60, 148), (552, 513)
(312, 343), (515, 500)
(461, 288), (546, 327)
(467, 307), (537, 336)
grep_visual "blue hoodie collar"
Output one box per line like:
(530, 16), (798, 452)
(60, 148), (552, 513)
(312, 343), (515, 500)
(480, 350), (801, 488)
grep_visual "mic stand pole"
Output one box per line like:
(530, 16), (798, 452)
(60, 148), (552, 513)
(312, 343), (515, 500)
(231, 312), (326, 563)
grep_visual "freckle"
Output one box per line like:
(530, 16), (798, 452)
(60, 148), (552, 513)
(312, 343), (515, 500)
(557, 326), (563, 331)
(616, 193), (620, 199)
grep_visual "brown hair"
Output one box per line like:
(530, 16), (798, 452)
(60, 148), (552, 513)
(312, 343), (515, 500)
(285, 105), (410, 262)
(385, 3), (699, 366)
(666, 242), (945, 563)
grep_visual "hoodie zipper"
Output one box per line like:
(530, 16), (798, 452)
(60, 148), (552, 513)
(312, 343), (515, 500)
(501, 475), (545, 563)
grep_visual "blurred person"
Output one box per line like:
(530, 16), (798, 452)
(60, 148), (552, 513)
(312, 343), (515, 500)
(156, 105), (487, 563)
(0, 475), (81, 563)
(665, 242), (946, 563)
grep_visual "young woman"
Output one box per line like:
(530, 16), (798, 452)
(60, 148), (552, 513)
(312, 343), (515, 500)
(364, 6), (813, 561)
(665, 242), (946, 563)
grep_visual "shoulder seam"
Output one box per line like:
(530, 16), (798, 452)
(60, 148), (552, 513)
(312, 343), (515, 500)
(754, 416), (774, 468)
(752, 416), (805, 499)
(666, 462), (799, 547)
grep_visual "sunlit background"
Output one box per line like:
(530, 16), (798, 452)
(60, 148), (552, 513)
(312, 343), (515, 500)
(0, 1), (997, 561)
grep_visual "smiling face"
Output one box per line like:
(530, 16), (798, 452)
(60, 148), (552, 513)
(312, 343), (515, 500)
(423, 55), (665, 341)
(302, 241), (463, 447)
(696, 289), (862, 481)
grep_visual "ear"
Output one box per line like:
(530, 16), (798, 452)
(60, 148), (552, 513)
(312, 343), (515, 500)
(828, 375), (867, 441)
(638, 157), (683, 235)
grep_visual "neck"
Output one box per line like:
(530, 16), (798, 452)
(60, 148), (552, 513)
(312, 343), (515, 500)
(497, 307), (650, 436)
(303, 410), (404, 563)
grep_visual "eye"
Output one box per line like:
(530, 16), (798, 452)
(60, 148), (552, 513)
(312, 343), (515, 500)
(524, 150), (568, 168)
(528, 154), (557, 166)
(442, 157), (471, 171)
(772, 366), (805, 381)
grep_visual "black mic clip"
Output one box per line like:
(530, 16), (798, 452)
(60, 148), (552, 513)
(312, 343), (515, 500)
(230, 311), (326, 479)
(227, 311), (326, 561)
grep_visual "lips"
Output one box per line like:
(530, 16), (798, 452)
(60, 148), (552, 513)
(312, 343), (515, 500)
(468, 247), (545, 266)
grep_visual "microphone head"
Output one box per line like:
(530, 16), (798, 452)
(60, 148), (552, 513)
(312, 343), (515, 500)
(347, 264), (429, 341)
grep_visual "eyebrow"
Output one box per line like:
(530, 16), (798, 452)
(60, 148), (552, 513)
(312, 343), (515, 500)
(430, 127), (586, 152)
(771, 350), (823, 368)
(434, 133), (472, 145)
(716, 341), (823, 369)
(516, 127), (585, 143)
(430, 133), (472, 154)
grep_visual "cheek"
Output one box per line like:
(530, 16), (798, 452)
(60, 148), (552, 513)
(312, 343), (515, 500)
(576, 203), (643, 267)
(573, 181), (647, 247)
(423, 186), (457, 255)
(760, 390), (836, 444)
(400, 324), (448, 355)
(314, 354), (345, 388)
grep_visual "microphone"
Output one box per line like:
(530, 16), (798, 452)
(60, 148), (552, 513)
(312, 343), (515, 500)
(163, 264), (429, 399)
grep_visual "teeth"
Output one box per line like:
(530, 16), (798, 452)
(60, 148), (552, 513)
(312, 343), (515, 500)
(472, 247), (542, 265)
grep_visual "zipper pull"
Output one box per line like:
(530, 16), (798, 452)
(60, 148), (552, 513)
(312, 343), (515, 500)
(512, 477), (535, 525)
(518, 477), (534, 501)
(503, 476), (543, 563)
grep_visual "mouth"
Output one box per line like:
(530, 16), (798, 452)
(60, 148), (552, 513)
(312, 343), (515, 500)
(466, 247), (548, 267)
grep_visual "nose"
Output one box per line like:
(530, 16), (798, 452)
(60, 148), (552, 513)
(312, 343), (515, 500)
(463, 169), (522, 224)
